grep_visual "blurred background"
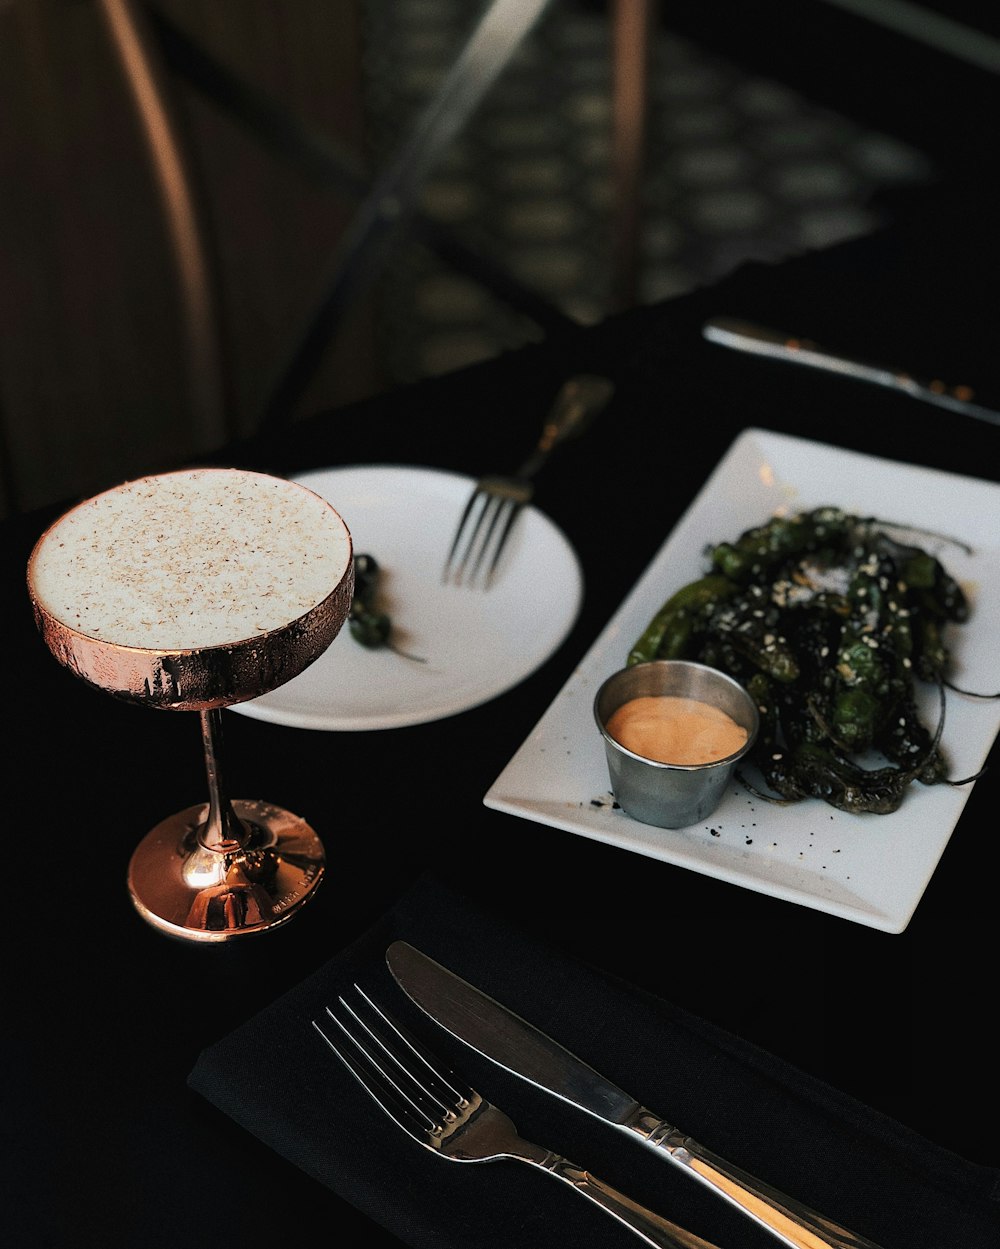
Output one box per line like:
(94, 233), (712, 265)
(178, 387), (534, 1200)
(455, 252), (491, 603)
(1, 0), (995, 519)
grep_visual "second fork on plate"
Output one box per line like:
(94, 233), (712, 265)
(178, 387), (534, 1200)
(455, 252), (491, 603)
(314, 985), (719, 1249)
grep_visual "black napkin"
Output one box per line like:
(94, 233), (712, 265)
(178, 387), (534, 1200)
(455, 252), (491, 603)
(188, 873), (999, 1249)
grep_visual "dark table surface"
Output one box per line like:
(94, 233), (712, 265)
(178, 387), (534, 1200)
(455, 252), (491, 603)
(5, 177), (999, 1248)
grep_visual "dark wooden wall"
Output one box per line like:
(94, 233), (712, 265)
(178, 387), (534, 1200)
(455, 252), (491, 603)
(0, 0), (375, 518)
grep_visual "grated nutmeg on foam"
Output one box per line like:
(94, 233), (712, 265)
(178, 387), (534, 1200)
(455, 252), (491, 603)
(30, 469), (352, 651)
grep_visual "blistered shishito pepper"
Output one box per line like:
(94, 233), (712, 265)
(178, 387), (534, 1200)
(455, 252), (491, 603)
(875, 533), (968, 621)
(829, 686), (882, 753)
(897, 548), (937, 589)
(348, 553), (388, 649)
(825, 554), (895, 724)
(875, 682), (946, 784)
(348, 553), (424, 661)
(624, 504), (987, 815)
(913, 616), (949, 683)
(757, 739), (922, 814)
(709, 506), (850, 582)
(626, 574), (736, 666)
(709, 590), (800, 683)
(916, 560), (968, 623)
(835, 631), (888, 692)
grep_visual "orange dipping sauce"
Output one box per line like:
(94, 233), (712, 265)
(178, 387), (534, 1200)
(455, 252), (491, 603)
(605, 694), (748, 766)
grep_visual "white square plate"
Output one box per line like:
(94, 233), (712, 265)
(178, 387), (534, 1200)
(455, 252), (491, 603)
(484, 428), (1000, 932)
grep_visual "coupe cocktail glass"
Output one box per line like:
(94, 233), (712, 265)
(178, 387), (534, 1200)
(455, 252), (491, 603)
(26, 467), (354, 943)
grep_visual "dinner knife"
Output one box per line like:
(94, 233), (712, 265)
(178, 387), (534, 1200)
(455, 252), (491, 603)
(387, 941), (885, 1249)
(702, 315), (1000, 428)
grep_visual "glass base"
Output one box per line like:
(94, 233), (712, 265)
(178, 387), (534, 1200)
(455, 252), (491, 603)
(127, 799), (325, 943)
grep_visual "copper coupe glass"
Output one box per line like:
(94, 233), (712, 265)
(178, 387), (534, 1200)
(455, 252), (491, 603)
(26, 467), (354, 943)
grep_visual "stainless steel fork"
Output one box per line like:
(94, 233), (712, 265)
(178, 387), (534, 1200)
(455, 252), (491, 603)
(443, 373), (615, 588)
(313, 986), (720, 1249)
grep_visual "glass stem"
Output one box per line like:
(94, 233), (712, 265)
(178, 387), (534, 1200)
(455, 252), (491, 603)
(198, 708), (248, 851)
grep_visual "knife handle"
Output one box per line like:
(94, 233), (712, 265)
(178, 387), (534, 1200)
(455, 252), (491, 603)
(702, 316), (904, 388)
(543, 1155), (722, 1249)
(701, 315), (1000, 428)
(629, 1113), (885, 1249)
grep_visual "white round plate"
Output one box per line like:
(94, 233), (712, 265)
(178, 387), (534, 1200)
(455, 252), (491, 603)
(231, 465), (583, 731)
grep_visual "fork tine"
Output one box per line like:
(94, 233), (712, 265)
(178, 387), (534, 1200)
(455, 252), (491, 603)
(456, 493), (500, 584)
(467, 495), (514, 586)
(442, 487), (484, 584)
(480, 498), (524, 588)
(346, 987), (469, 1112)
(314, 986), (471, 1140)
(448, 490), (501, 586)
(446, 478), (534, 588)
(314, 995), (439, 1137)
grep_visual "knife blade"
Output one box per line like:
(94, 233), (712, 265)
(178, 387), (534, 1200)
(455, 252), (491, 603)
(702, 315), (1000, 428)
(387, 941), (885, 1249)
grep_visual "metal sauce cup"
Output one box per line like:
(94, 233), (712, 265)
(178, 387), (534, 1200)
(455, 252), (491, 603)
(594, 659), (759, 828)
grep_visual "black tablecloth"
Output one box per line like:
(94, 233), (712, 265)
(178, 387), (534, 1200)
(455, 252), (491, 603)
(5, 178), (999, 1248)
(189, 873), (1000, 1249)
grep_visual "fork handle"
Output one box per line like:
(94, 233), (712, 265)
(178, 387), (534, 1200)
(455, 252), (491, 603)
(515, 374), (615, 479)
(630, 1116), (884, 1249)
(542, 1155), (722, 1249)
